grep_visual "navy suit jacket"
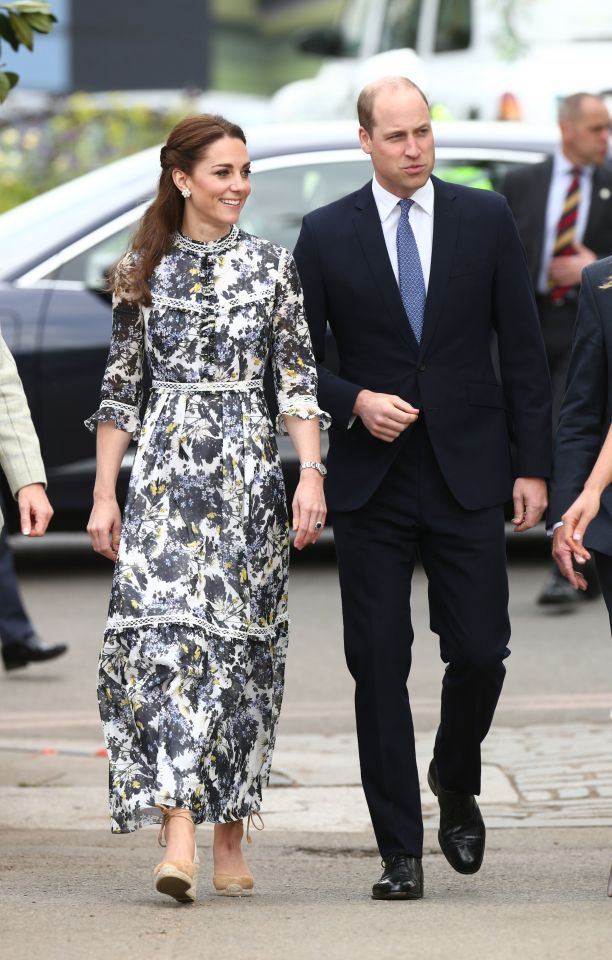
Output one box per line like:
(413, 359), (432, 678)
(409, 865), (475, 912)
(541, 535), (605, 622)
(293, 176), (552, 513)
(548, 255), (612, 554)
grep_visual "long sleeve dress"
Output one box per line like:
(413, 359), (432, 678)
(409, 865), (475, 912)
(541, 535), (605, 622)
(86, 225), (329, 833)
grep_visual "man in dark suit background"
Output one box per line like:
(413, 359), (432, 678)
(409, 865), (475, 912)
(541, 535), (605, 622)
(294, 76), (551, 900)
(501, 92), (612, 606)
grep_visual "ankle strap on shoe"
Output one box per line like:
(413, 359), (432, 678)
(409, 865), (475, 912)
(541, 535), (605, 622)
(246, 811), (264, 844)
(156, 805), (195, 847)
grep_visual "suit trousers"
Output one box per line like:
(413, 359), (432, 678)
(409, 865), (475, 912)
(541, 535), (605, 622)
(331, 419), (510, 858)
(0, 523), (33, 648)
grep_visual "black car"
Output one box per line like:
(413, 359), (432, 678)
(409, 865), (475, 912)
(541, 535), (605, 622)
(0, 120), (557, 528)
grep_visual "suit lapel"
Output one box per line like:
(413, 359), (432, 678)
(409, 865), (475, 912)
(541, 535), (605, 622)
(417, 176), (460, 359)
(530, 158), (552, 280)
(584, 166), (612, 245)
(351, 183), (419, 351)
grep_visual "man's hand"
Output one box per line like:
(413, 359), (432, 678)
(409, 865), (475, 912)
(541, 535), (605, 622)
(353, 389), (419, 442)
(511, 477), (548, 533)
(17, 483), (53, 537)
(552, 524), (588, 591)
(548, 243), (596, 287)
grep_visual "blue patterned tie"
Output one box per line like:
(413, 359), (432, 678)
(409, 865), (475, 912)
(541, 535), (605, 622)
(396, 198), (426, 343)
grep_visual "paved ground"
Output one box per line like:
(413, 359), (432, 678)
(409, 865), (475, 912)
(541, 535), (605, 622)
(1, 533), (611, 958)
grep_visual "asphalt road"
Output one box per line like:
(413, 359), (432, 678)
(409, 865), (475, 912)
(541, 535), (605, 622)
(1, 531), (611, 959)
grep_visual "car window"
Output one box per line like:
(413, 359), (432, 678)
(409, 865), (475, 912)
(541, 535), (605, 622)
(435, 0), (471, 53)
(242, 155), (533, 250)
(36, 152), (542, 285)
(379, 0), (422, 53)
(44, 225), (133, 288)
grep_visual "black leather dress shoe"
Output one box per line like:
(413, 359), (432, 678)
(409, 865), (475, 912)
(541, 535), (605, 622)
(371, 855), (423, 900)
(537, 566), (578, 606)
(428, 760), (485, 875)
(2, 635), (68, 672)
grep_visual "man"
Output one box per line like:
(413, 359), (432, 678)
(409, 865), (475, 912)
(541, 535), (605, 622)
(501, 92), (612, 606)
(0, 331), (61, 671)
(294, 76), (551, 900)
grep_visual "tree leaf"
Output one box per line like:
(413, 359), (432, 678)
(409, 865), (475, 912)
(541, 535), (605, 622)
(0, 71), (12, 102)
(8, 10), (33, 49)
(24, 11), (56, 32)
(0, 12), (20, 50)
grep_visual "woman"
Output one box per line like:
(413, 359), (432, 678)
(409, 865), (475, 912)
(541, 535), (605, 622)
(549, 254), (612, 897)
(86, 114), (329, 904)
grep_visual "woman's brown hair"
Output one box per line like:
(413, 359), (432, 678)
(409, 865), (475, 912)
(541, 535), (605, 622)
(113, 114), (247, 305)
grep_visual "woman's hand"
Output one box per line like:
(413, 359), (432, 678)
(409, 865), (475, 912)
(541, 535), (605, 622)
(87, 495), (122, 561)
(561, 488), (600, 561)
(552, 487), (600, 590)
(292, 471), (326, 550)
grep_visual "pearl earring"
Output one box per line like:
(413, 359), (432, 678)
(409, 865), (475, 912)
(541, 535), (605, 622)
(181, 187), (191, 199)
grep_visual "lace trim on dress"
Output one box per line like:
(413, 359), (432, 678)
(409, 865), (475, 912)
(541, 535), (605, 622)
(84, 400), (141, 438)
(151, 378), (264, 394)
(105, 611), (289, 642)
(173, 225), (239, 257)
(275, 395), (332, 435)
(151, 294), (216, 318)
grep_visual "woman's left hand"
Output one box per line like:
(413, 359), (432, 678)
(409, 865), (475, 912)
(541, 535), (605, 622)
(292, 471), (326, 550)
(561, 488), (601, 563)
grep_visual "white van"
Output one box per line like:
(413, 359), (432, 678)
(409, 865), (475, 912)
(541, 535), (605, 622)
(271, 0), (612, 123)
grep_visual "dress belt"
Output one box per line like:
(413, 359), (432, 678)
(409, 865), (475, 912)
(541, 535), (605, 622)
(151, 378), (264, 394)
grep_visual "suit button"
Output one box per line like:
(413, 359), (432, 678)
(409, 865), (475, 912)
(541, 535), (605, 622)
(418, 363), (427, 372)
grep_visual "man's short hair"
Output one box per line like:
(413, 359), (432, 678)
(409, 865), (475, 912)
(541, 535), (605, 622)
(357, 76), (430, 136)
(558, 92), (605, 123)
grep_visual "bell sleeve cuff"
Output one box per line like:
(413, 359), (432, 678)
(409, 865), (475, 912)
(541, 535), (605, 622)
(275, 394), (331, 435)
(84, 400), (141, 440)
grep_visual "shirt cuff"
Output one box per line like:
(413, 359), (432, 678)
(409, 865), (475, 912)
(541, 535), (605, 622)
(546, 521), (564, 537)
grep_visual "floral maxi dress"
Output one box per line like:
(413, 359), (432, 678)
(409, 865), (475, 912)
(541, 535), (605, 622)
(86, 226), (329, 833)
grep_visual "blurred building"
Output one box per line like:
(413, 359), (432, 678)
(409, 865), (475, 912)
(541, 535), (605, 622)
(0, 0), (342, 96)
(1, 0), (212, 93)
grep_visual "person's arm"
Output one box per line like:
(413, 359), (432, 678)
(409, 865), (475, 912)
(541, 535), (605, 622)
(0, 333), (53, 535)
(293, 216), (363, 428)
(549, 267), (609, 586)
(85, 256), (144, 559)
(554, 417), (612, 581)
(283, 418), (326, 550)
(87, 423), (131, 560)
(491, 199), (552, 531)
(270, 249), (329, 550)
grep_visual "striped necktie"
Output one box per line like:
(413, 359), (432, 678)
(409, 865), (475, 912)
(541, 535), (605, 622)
(397, 198), (426, 343)
(548, 166), (582, 302)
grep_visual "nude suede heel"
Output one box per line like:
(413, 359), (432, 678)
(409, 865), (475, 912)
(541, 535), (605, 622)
(212, 813), (262, 897)
(212, 873), (253, 897)
(154, 806), (199, 903)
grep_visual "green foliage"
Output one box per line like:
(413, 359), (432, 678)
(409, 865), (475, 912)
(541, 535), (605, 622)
(0, 93), (199, 212)
(0, 1), (56, 102)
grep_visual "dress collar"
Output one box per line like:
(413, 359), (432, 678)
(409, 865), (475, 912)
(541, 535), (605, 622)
(174, 224), (239, 256)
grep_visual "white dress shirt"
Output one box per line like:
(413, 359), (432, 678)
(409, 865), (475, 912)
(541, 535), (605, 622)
(371, 174), (434, 290)
(537, 151), (594, 294)
(348, 176), (435, 427)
